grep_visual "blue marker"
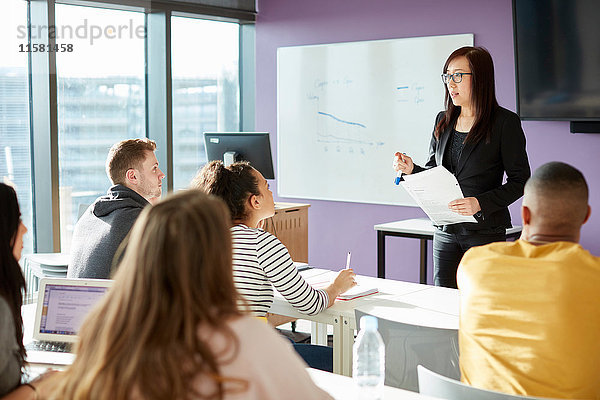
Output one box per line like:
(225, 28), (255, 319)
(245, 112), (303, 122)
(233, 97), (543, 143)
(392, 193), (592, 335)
(394, 153), (407, 185)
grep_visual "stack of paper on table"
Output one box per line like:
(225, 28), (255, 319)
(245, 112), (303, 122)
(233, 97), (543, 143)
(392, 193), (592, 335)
(335, 285), (379, 301)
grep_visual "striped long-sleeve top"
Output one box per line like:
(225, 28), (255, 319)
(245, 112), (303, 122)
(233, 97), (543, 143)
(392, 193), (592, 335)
(231, 224), (329, 317)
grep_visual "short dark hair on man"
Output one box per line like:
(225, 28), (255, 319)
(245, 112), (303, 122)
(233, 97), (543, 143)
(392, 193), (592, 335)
(526, 161), (588, 200)
(524, 162), (589, 228)
(105, 138), (157, 185)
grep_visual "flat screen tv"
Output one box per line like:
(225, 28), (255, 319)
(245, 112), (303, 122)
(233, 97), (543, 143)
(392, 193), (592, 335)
(513, 0), (600, 122)
(203, 132), (275, 179)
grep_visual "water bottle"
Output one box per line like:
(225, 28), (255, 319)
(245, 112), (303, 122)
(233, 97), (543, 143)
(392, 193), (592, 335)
(353, 315), (385, 400)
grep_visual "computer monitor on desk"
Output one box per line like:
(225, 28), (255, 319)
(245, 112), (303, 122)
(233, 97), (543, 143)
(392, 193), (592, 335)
(204, 132), (275, 179)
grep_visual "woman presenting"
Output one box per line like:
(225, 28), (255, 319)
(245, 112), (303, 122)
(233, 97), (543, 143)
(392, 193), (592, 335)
(393, 46), (530, 288)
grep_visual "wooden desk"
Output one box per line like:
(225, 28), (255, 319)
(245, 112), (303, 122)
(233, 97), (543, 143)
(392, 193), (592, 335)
(263, 202), (310, 262)
(374, 218), (522, 282)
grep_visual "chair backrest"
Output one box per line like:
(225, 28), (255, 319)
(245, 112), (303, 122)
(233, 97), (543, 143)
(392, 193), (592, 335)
(77, 203), (91, 220)
(355, 309), (459, 392)
(417, 365), (546, 400)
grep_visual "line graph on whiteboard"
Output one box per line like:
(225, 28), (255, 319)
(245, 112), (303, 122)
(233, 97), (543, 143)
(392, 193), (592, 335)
(307, 94), (385, 156)
(306, 79), (426, 156)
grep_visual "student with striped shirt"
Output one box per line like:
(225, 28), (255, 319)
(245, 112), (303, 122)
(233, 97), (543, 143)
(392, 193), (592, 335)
(192, 161), (356, 324)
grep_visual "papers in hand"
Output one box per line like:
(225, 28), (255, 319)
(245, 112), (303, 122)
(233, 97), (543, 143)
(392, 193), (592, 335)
(400, 166), (476, 225)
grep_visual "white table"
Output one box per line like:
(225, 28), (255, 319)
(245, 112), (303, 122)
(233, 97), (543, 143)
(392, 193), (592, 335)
(307, 368), (443, 399)
(271, 268), (459, 376)
(374, 218), (522, 281)
(23, 270), (459, 379)
(23, 303), (443, 397)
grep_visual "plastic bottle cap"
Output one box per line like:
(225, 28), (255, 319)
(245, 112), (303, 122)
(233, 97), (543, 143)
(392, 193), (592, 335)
(359, 315), (378, 331)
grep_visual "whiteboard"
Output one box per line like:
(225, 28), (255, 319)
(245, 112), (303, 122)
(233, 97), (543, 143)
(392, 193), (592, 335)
(277, 33), (474, 206)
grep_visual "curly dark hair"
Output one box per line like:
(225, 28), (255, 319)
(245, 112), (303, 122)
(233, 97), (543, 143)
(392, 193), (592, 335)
(190, 161), (260, 222)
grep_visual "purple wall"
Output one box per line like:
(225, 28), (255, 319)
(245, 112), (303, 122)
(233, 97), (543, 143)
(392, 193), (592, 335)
(256, 0), (600, 281)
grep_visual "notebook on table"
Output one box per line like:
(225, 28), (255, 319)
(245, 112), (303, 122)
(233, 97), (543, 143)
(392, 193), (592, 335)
(303, 272), (379, 301)
(336, 285), (379, 301)
(25, 278), (112, 365)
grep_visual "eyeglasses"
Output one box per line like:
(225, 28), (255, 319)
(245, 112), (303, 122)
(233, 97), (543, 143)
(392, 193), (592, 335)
(441, 72), (472, 84)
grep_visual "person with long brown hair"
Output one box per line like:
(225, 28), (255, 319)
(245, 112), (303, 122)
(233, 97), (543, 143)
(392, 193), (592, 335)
(0, 183), (56, 400)
(393, 46), (530, 288)
(49, 190), (332, 400)
(191, 161), (356, 324)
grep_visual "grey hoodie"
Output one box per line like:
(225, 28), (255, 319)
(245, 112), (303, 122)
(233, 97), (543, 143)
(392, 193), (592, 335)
(67, 185), (149, 279)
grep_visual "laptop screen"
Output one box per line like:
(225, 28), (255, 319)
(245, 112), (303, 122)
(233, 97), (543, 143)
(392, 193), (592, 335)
(39, 284), (109, 336)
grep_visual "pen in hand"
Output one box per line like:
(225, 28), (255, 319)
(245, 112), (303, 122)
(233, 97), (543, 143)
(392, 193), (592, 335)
(345, 251), (352, 269)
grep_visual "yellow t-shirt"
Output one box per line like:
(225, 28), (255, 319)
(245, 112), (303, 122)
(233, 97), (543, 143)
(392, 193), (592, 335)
(457, 240), (600, 399)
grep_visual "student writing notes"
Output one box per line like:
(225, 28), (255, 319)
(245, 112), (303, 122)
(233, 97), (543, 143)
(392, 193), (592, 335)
(191, 161), (356, 325)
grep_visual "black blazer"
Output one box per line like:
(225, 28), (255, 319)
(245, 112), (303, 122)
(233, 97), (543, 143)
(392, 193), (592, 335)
(412, 106), (531, 231)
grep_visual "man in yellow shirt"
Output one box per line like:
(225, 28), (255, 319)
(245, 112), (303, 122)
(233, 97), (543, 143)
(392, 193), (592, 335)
(457, 161), (600, 399)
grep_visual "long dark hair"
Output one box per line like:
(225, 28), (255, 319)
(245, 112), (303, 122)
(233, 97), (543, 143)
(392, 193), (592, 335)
(435, 46), (499, 144)
(0, 183), (26, 370)
(190, 161), (260, 222)
(51, 191), (245, 400)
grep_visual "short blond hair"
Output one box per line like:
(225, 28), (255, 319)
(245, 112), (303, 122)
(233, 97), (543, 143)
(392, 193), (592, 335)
(105, 138), (157, 185)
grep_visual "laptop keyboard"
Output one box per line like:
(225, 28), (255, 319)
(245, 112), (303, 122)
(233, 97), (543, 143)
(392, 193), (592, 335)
(26, 341), (72, 353)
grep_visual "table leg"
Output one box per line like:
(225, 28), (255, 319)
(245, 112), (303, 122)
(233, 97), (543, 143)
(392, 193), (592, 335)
(377, 231), (386, 278)
(420, 239), (427, 284)
(332, 316), (343, 374)
(341, 317), (353, 377)
(311, 322), (327, 346)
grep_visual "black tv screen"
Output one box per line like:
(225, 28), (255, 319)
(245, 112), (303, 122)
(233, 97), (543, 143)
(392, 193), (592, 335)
(513, 0), (600, 120)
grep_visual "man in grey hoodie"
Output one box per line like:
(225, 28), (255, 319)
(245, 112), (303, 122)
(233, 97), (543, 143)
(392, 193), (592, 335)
(68, 138), (165, 279)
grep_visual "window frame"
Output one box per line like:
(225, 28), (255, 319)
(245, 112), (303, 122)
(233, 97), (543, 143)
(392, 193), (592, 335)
(22, 0), (255, 252)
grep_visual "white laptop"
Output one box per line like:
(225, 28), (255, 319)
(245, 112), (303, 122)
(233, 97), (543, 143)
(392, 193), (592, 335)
(26, 278), (112, 365)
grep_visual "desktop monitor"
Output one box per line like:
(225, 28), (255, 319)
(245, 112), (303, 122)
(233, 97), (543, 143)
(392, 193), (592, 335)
(203, 132), (275, 179)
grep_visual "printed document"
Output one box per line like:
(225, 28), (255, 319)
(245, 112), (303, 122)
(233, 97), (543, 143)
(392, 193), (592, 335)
(400, 166), (477, 225)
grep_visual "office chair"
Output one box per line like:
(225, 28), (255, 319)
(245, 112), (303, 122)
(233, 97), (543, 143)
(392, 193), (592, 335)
(355, 309), (459, 392)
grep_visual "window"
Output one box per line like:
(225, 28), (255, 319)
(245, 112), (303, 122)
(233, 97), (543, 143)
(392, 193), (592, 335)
(171, 17), (240, 190)
(0, 0), (34, 254)
(55, 4), (145, 251)
(0, 1), (253, 253)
